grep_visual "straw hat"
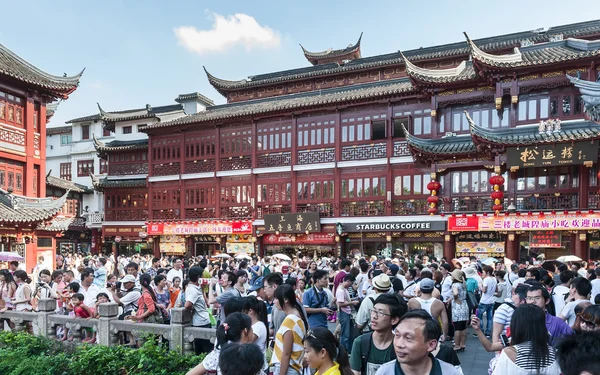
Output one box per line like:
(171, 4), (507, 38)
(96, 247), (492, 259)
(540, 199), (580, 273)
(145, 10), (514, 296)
(372, 274), (392, 292)
(451, 269), (465, 283)
(463, 266), (478, 278)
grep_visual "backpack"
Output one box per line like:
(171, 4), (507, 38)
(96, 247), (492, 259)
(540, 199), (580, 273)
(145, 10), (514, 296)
(360, 332), (397, 375)
(263, 265), (271, 277)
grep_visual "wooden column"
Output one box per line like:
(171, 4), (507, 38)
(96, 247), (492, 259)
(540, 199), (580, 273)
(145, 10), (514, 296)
(505, 232), (518, 261)
(443, 232), (455, 261)
(580, 165), (589, 209)
(574, 232), (587, 260)
(24, 98), (35, 196)
(38, 101), (47, 197)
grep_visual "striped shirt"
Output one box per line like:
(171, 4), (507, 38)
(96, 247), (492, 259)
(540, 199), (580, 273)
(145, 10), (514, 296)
(514, 342), (556, 370)
(271, 314), (306, 372)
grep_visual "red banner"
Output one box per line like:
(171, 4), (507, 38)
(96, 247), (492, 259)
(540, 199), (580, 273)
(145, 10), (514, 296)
(448, 216), (479, 231)
(147, 221), (252, 235)
(262, 232), (335, 245)
(448, 213), (600, 232)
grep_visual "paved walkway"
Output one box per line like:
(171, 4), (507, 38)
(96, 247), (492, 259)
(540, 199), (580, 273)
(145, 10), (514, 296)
(454, 328), (495, 375)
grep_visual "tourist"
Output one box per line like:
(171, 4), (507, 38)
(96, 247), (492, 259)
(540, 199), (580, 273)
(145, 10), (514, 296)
(407, 278), (448, 342)
(186, 312), (254, 375)
(491, 283), (529, 345)
(264, 272), (285, 334)
(552, 270), (574, 318)
(356, 273), (392, 333)
(489, 304), (561, 375)
(350, 294), (406, 375)
(71, 292), (94, 342)
(218, 343), (265, 375)
(248, 257), (262, 284)
(494, 270), (508, 312)
(525, 285), (573, 346)
(125, 262), (140, 286)
(108, 274), (140, 320)
(167, 258), (184, 286)
(208, 271), (240, 325)
(578, 304), (600, 333)
(153, 275), (171, 323)
(270, 284), (308, 375)
(375, 309), (460, 375)
(336, 273), (358, 353)
(558, 276), (592, 327)
(0, 269), (16, 312)
(169, 276), (182, 308)
(303, 269), (332, 329)
(244, 296), (269, 371)
(477, 265), (498, 337)
(79, 268), (100, 306)
(303, 327), (353, 375)
(333, 260), (351, 293)
(93, 258), (107, 288)
(556, 331), (600, 375)
(235, 270), (248, 297)
(127, 274), (162, 325)
(590, 267), (600, 302)
(12, 270), (32, 312)
(247, 276), (266, 300)
(450, 269), (468, 352)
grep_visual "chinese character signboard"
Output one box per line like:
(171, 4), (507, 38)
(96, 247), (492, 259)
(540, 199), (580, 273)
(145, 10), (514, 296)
(264, 212), (321, 234)
(147, 221), (252, 235)
(448, 213), (600, 232)
(448, 216), (479, 231)
(456, 232), (505, 242)
(530, 231), (562, 248)
(507, 140), (598, 169)
(456, 241), (505, 255)
(262, 232), (335, 244)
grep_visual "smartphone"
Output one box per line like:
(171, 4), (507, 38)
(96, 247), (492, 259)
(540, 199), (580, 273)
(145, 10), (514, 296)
(474, 308), (479, 317)
(500, 334), (509, 347)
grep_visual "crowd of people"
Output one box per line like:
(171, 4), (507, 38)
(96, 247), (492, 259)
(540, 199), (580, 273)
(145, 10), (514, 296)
(2, 251), (600, 375)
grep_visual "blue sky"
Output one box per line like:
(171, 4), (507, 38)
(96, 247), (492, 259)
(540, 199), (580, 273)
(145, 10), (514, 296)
(1, 0), (598, 127)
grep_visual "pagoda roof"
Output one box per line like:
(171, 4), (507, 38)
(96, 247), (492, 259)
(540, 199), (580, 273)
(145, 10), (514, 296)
(301, 33), (363, 65)
(175, 92), (215, 107)
(142, 78), (415, 131)
(37, 216), (86, 232)
(401, 52), (477, 84)
(467, 115), (600, 147)
(93, 135), (148, 155)
(0, 189), (69, 224)
(67, 103), (184, 126)
(466, 33), (600, 69)
(205, 19), (600, 96)
(90, 174), (147, 192)
(46, 125), (72, 135)
(0, 43), (83, 99)
(404, 125), (477, 162)
(46, 174), (90, 194)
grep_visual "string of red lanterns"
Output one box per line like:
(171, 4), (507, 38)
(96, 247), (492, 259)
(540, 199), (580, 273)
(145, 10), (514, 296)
(489, 168), (505, 215)
(427, 177), (441, 216)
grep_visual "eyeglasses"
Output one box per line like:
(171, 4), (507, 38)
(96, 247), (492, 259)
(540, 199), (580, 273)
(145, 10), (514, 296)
(525, 296), (544, 302)
(370, 309), (391, 318)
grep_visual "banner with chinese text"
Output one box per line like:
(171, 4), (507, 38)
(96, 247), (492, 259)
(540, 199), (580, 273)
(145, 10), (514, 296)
(529, 231), (562, 248)
(148, 221), (252, 235)
(448, 213), (600, 232)
(507, 140), (598, 169)
(456, 241), (505, 255)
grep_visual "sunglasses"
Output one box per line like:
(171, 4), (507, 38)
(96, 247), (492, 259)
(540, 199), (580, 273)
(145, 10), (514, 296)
(580, 317), (598, 329)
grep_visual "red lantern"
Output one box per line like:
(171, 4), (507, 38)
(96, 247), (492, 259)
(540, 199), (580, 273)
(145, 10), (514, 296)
(427, 180), (441, 191)
(489, 175), (505, 186)
(491, 191), (504, 200)
(427, 195), (440, 204)
(597, 171), (600, 180)
(493, 204), (504, 211)
(428, 207), (438, 215)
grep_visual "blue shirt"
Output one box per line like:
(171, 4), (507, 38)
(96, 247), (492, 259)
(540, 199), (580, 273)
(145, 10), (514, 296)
(93, 266), (107, 287)
(302, 286), (329, 329)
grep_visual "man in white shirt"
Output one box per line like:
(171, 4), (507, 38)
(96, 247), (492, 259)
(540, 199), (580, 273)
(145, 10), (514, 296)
(552, 270), (574, 317)
(591, 267), (600, 302)
(166, 259), (184, 286)
(504, 264), (519, 289)
(79, 268), (101, 307)
(559, 276), (592, 327)
(477, 265), (497, 337)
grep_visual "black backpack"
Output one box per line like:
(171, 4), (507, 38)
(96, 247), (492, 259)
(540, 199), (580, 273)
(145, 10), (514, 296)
(360, 332), (396, 375)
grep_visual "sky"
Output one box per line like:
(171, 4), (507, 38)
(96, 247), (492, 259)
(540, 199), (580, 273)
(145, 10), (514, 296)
(1, 0), (599, 127)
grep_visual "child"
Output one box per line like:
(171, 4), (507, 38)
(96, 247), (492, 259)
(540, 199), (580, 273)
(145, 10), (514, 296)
(71, 293), (94, 343)
(91, 292), (110, 318)
(60, 282), (80, 341)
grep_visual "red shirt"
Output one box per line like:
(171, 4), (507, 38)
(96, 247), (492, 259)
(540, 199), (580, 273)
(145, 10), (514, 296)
(74, 305), (91, 318)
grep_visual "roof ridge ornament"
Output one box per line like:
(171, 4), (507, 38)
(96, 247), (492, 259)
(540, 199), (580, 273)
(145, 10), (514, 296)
(400, 51), (469, 80)
(567, 74), (600, 122)
(301, 33), (363, 66)
(463, 32), (523, 65)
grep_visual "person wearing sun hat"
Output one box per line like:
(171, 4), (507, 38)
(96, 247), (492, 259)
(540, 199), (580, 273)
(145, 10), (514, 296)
(355, 273), (392, 332)
(450, 269), (469, 351)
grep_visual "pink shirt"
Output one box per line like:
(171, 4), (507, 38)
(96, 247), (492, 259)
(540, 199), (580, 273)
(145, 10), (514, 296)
(336, 285), (351, 314)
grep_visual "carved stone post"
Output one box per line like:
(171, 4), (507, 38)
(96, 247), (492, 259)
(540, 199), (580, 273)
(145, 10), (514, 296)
(97, 302), (119, 347)
(37, 298), (56, 339)
(169, 307), (192, 354)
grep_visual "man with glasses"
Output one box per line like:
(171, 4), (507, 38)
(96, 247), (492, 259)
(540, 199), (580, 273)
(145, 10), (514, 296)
(375, 309), (460, 375)
(526, 284), (573, 346)
(349, 294), (407, 375)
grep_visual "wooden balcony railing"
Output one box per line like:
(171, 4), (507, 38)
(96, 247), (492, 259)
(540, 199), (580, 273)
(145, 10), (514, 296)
(256, 152), (292, 168)
(255, 204), (293, 219)
(446, 196), (494, 213)
(341, 142), (386, 161)
(152, 208), (180, 220)
(515, 192), (579, 211)
(296, 203), (335, 217)
(297, 148), (335, 164)
(341, 201), (385, 217)
(184, 159), (216, 174)
(104, 209), (148, 221)
(152, 162), (180, 176)
(185, 207), (216, 219)
(109, 163), (148, 175)
(393, 199), (429, 215)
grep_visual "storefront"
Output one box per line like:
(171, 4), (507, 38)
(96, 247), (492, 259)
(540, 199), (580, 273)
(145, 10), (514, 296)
(448, 212), (598, 261)
(102, 225), (149, 256)
(342, 219), (446, 258)
(455, 232), (506, 260)
(147, 220), (253, 257)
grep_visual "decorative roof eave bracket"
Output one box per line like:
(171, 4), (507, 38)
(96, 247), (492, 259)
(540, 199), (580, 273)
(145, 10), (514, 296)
(400, 51), (468, 80)
(464, 32), (523, 66)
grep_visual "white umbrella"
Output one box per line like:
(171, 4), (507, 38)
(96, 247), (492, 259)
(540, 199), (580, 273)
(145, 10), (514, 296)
(213, 254), (231, 259)
(0, 252), (24, 262)
(235, 253), (251, 260)
(557, 255), (582, 263)
(273, 253), (291, 261)
(481, 257), (498, 266)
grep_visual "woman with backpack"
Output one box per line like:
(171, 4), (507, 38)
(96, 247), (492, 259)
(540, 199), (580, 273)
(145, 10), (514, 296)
(128, 273), (163, 324)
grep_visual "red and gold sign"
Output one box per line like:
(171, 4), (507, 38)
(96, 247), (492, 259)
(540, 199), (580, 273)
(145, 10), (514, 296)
(148, 221), (252, 235)
(530, 231), (562, 248)
(449, 213), (600, 232)
(262, 232), (335, 245)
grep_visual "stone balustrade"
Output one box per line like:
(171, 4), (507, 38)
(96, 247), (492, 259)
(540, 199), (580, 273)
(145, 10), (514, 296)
(0, 298), (216, 354)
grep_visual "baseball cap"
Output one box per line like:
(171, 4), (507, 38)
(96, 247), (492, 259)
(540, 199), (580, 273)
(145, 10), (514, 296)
(120, 274), (136, 284)
(249, 276), (264, 291)
(388, 264), (399, 276)
(420, 278), (435, 293)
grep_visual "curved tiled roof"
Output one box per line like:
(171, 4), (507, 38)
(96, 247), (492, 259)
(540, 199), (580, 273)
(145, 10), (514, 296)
(46, 125), (72, 135)
(142, 78), (415, 131)
(467, 113), (600, 146)
(93, 135), (148, 157)
(90, 174), (147, 192)
(46, 174), (90, 193)
(175, 92), (215, 107)
(38, 216), (86, 232)
(205, 19), (600, 96)
(0, 189), (68, 223)
(403, 124), (477, 161)
(67, 103), (185, 125)
(301, 33), (362, 65)
(401, 52), (477, 84)
(0, 43), (83, 97)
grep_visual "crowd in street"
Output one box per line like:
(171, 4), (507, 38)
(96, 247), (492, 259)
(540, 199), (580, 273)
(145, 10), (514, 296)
(1, 251), (600, 375)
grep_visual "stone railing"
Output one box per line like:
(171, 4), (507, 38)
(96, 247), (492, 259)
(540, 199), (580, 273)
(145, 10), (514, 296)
(0, 298), (215, 354)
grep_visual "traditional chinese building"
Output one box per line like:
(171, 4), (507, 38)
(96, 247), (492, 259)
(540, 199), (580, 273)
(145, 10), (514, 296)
(0, 42), (82, 270)
(138, 19), (600, 261)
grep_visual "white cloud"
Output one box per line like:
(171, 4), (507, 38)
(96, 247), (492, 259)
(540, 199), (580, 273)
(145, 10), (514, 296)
(89, 81), (104, 90)
(174, 12), (281, 55)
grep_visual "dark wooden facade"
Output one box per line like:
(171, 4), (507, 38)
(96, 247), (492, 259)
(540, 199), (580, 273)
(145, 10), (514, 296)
(139, 20), (600, 260)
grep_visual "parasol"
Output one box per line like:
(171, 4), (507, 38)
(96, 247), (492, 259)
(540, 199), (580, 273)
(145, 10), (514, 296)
(541, 259), (564, 272)
(458, 257), (470, 265)
(273, 253), (291, 261)
(503, 258), (513, 267)
(0, 252), (24, 262)
(213, 254), (231, 259)
(235, 253), (251, 260)
(557, 255), (582, 263)
(481, 257), (498, 266)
